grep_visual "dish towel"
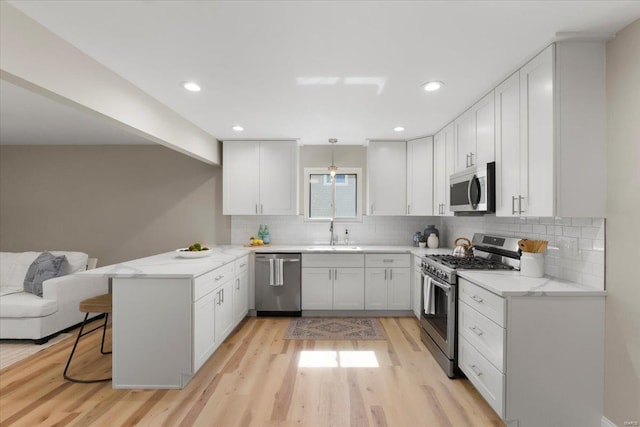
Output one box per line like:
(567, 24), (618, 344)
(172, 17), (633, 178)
(423, 277), (435, 315)
(269, 259), (284, 286)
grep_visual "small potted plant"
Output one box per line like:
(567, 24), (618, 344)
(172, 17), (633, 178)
(418, 234), (427, 248)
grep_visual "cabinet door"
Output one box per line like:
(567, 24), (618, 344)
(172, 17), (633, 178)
(474, 91), (496, 166)
(233, 271), (249, 324)
(412, 266), (422, 319)
(406, 137), (434, 216)
(193, 291), (216, 371)
(433, 123), (455, 216)
(365, 268), (388, 309)
(301, 268), (333, 309)
(520, 45), (554, 217)
(259, 141), (298, 215)
(454, 109), (475, 172)
(368, 141), (407, 215)
(214, 280), (235, 342)
(223, 141), (260, 215)
(333, 267), (365, 310)
(495, 72), (521, 217)
(388, 268), (411, 310)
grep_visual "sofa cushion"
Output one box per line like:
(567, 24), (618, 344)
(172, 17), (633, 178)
(0, 252), (41, 295)
(0, 292), (58, 318)
(49, 251), (89, 274)
(23, 252), (68, 297)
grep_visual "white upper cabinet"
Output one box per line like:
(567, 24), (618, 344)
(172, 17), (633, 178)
(223, 140), (298, 215)
(433, 123), (455, 216)
(454, 91), (495, 173)
(496, 42), (606, 217)
(406, 137), (434, 216)
(367, 141), (407, 216)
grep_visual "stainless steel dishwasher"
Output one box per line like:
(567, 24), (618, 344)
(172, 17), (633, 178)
(255, 253), (301, 316)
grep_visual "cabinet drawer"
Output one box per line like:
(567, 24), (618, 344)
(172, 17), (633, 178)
(459, 300), (506, 372)
(194, 263), (234, 301)
(365, 254), (410, 268)
(302, 254), (364, 268)
(458, 278), (505, 327)
(459, 336), (505, 418)
(235, 256), (249, 274)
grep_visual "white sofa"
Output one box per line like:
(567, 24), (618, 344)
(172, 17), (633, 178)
(0, 251), (108, 343)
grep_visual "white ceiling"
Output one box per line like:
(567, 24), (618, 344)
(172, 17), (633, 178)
(4, 1), (640, 146)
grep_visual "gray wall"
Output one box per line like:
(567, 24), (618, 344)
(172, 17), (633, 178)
(604, 19), (640, 426)
(0, 145), (230, 266)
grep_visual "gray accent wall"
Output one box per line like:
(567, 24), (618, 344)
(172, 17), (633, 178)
(0, 145), (230, 266)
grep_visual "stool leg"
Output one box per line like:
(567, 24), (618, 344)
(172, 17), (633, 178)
(100, 313), (112, 355)
(63, 313), (112, 383)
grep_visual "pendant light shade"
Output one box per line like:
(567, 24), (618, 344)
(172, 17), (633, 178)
(328, 138), (338, 177)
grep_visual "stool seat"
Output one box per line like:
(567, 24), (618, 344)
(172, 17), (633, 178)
(63, 293), (112, 383)
(80, 294), (112, 314)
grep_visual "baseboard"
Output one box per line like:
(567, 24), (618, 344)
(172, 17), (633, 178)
(602, 416), (618, 427)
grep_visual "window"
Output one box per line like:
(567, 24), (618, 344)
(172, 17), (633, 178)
(304, 167), (362, 222)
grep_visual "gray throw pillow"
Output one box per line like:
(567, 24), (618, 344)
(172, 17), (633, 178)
(23, 252), (68, 297)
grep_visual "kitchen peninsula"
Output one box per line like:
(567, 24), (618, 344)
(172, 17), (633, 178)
(79, 248), (250, 389)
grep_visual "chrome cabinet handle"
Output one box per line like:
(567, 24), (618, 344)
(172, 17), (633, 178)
(518, 195), (524, 214)
(217, 290), (221, 305)
(255, 204), (258, 214)
(383, 259), (394, 263)
(470, 364), (483, 377)
(215, 275), (223, 281)
(470, 326), (484, 336)
(470, 294), (484, 303)
(390, 269), (393, 280)
(236, 278), (240, 290)
(239, 263), (246, 268)
(384, 269), (387, 280)
(465, 154), (470, 168)
(469, 152), (474, 166)
(329, 268), (332, 280)
(370, 203), (374, 213)
(512, 196), (518, 215)
(334, 268), (337, 280)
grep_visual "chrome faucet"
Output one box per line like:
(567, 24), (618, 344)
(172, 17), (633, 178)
(329, 220), (336, 246)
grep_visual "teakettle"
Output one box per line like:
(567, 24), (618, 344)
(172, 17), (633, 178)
(452, 237), (473, 257)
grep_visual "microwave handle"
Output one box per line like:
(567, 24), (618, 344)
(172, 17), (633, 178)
(468, 174), (481, 209)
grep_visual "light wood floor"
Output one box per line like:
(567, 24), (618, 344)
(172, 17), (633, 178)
(0, 317), (504, 427)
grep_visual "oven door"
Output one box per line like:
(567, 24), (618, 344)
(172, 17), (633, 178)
(420, 272), (456, 359)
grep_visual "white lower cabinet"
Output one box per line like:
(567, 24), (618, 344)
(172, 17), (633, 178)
(112, 257), (248, 389)
(457, 276), (605, 426)
(233, 256), (249, 324)
(301, 254), (365, 310)
(364, 254), (411, 310)
(193, 290), (217, 372)
(412, 256), (423, 318)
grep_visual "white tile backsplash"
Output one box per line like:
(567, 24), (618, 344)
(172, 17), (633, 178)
(230, 214), (605, 289)
(440, 215), (605, 289)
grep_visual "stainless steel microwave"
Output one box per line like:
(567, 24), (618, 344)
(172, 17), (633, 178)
(449, 162), (495, 214)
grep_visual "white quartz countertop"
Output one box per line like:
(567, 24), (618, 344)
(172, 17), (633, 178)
(79, 247), (251, 279)
(457, 270), (606, 297)
(78, 245), (451, 279)
(249, 245), (451, 256)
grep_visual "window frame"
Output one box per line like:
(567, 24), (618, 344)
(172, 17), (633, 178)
(303, 167), (363, 223)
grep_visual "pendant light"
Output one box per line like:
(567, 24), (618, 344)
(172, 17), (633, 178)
(328, 138), (338, 177)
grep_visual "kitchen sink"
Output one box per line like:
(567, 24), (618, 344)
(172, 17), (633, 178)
(306, 246), (362, 251)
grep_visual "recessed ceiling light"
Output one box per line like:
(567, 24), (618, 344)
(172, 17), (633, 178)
(423, 81), (444, 92)
(393, 126), (405, 132)
(232, 125), (244, 132)
(182, 81), (201, 92)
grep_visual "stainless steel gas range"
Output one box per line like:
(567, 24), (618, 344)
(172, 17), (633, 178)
(419, 233), (521, 378)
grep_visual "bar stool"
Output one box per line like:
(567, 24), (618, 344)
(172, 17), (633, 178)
(63, 293), (112, 383)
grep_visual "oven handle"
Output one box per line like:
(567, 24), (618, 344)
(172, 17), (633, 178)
(422, 271), (452, 293)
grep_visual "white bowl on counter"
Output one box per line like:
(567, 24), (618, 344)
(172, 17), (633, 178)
(175, 248), (213, 258)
